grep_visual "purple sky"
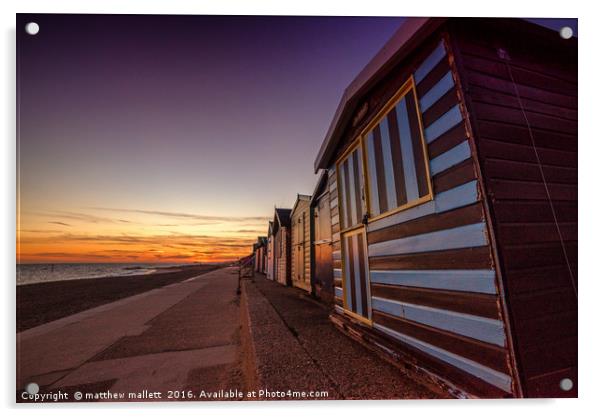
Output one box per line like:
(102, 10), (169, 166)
(16, 14), (577, 262)
(18, 15), (408, 214)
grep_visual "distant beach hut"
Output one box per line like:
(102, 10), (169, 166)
(290, 194), (312, 292)
(253, 236), (268, 274)
(266, 221), (275, 281)
(309, 170), (335, 303)
(312, 18), (577, 398)
(273, 208), (292, 286)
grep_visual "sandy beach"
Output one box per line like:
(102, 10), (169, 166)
(17, 264), (221, 332)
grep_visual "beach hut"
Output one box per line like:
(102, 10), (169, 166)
(266, 221), (275, 280)
(313, 17), (577, 398)
(251, 241), (258, 272)
(309, 170), (335, 303)
(291, 194), (312, 292)
(260, 236), (268, 274)
(253, 236), (268, 274)
(273, 208), (292, 286)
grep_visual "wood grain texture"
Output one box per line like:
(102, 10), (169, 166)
(370, 269), (496, 294)
(453, 19), (577, 398)
(371, 283), (500, 319)
(483, 159), (577, 184)
(428, 122), (466, 159)
(370, 246), (493, 270)
(368, 203), (483, 245)
(433, 159), (476, 194)
(331, 311), (512, 398)
(368, 222), (487, 258)
(479, 139), (577, 168)
(373, 310), (508, 373)
(416, 55), (451, 97)
(477, 120), (576, 152)
(422, 88), (458, 127)
(374, 322), (510, 390)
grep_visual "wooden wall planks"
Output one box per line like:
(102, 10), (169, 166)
(291, 196), (312, 292)
(327, 33), (515, 396)
(451, 18), (577, 398)
(317, 18), (577, 398)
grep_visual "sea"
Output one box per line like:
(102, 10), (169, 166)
(16, 263), (186, 286)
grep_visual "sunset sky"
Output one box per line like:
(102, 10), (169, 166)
(16, 14), (409, 263)
(16, 14), (575, 263)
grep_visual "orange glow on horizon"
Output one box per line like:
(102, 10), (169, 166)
(17, 208), (267, 264)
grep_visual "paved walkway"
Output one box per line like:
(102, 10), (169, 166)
(17, 267), (244, 401)
(17, 267), (439, 402)
(243, 275), (440, 400)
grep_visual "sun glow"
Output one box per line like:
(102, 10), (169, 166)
(17, 208), (268, 264)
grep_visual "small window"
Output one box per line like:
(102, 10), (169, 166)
(363, 79), (432, 219)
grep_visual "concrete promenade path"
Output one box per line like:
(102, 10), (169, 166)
(17, 267), (244, 401)
(17, 266), (440, 402)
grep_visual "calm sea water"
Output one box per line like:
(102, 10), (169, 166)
(16, 263), (184, 286)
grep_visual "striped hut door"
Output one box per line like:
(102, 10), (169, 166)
(337, 145), (372, 322)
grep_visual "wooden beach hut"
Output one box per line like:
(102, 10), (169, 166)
(291, 194), (312, 292)
(310, 170), (335, 303)
(253, 236), (268, 274)
(313, 17), (577, 398)
(266, 221), (275, 280)
(273, 208), (292, 286)
(252, 241), (259, 271)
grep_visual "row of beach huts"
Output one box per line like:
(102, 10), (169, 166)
(249, 18), (577, 398)
(252, 186), (335, 301)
